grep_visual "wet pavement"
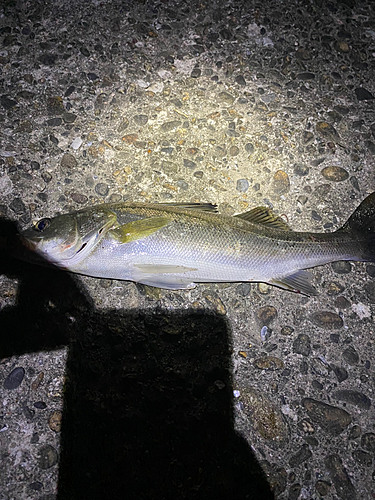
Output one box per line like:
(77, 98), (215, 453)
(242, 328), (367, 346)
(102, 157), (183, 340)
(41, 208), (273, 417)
(0, 0), (375, 498)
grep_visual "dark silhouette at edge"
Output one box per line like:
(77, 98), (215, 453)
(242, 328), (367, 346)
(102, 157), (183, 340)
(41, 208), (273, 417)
(0, 218), (274, 499)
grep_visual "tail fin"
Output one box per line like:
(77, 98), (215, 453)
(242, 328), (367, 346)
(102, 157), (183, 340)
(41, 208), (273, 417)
(340, 192), (375, 262)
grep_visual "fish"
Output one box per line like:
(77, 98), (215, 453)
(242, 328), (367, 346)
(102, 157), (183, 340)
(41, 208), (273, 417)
(17, 193), (375, 295)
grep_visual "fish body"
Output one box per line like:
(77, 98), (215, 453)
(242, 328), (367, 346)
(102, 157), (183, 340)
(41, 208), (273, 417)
(18, 193), (375, 294)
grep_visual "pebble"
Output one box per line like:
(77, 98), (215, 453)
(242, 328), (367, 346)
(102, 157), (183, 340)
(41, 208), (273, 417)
(60, 153), (77, 170)
(87, 72), (99, 81)
(326, 281), (345, 295)
(183, 159), (196, 169)
(258, 283), (271, 295)
(16, 120), (32, 133)
(321, 166), (349, 182)
(117, 118), (129, 132)
(302, 130), (314, 145)
(241, 386), (289, 446)
(303, 398), (351, 435)
(38, 53), (57, 66)
(253, 356), (284, 370)
(133, 114), (148, 125)
(311, 210), (322, 221)
(41, 172), (52, 183)
(190, 67), (201, 78)
(342, 345), (359, 365)
(311, 357), (331, 377)
(80, 47), (90, 57)
(33, 401), (47, 409)
(218, 91), (235, 105)
(314, 183), (331, 198)
(122, 133), (138, 144)
(293, 334), (311, 356)
(95, 183), (109, 196)
(1, 95), (17, 109)
(271, 170), (290, 195)
(310, 311), (343, 329)
(236, 179), (249, 192)
(298, 419), (315, 434)
(364, 282), (375, 303)
(70, 137), (82, 150)
(46, 117), (62, 126)
(0, 175), (13, 198)
(315, 121), (340, 142)
(63, 112), (77, 124)
(30, 161), (40, 170)
(160, 120), (181, 132)
(256, 305), (277, 325)
(296, 72), (315, 80)
(352, 450), (372, 467)
(333, 390), (371, 410)
(280, 325), (294, 336)
(361, 433), (375, 453)
(235, 283), (251, 297)
(3, 367), (25, 389)
(348, 425), (361, 440)
(229, 145), (239, 156)
(48, 411), (62, 433)
(289, 444), (312, 467)
(36, 193), (48, 203)
(9, 198), (26, 215)
(288, 483), (301, 500)
(331, 365), (348, 383)
(355, 87), (374, 101)
(31, 372), (44, 391)
(71, 193), (88, 204)
(37, 445), (58, 469)
(334, 296), (350, 309)
(324, 454), (356, 500)
(297, 194), (308, 205)
(245, 143), (254, 154)
(331, 261), (352, 274)
(64, 85), (75, 97)
(293, 163), (309, 176)
(23, 404), (35, 420)
(28, 481), (43, 491)
(365, 140), (375, 154)
(235, 75), (246, 86)
(315, 480), (331, 496)
(366, 264), (375, 277)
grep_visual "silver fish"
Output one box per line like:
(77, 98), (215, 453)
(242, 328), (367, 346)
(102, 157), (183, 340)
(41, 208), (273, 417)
(18, 193), (375, 295)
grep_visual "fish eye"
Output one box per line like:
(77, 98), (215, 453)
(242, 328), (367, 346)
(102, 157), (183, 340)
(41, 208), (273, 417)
(34, 218), (51, 232)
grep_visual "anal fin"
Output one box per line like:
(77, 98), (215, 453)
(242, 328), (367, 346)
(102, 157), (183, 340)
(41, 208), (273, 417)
(271, 270), (317, 296)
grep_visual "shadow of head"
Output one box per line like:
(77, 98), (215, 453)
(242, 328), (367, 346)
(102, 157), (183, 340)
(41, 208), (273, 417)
(0, 218), (274, 500)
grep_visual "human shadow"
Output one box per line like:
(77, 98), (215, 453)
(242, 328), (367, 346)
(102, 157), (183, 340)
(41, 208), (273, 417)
(0, 218), (274, 500)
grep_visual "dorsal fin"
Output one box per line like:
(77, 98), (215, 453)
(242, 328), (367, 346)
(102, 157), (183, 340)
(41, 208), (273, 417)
(235, 206), (291, 231)
(158, 202), (218, 212)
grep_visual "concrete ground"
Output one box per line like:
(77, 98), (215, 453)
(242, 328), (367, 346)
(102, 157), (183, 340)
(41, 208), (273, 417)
(0, 0), (374, 498)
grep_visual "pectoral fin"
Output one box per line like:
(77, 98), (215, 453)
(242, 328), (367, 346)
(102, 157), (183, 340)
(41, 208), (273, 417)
(110, 217), (171, 244)
(135, 264), (198, 274)
(133, 264), (198, 289)
(271, 270), (317, 296)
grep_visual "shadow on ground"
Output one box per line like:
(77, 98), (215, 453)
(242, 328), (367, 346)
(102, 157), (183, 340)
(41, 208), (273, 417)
(0, 219), (274, 500)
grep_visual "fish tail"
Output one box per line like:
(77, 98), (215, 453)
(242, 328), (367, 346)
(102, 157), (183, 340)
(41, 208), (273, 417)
(340, 192), (375, 261)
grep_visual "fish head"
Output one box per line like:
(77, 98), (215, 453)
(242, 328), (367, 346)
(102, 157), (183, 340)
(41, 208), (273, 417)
(19, 208), (116, 268)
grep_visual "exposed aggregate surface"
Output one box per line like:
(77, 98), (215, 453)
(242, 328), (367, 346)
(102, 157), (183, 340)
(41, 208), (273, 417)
(1, 0), (375, 498)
